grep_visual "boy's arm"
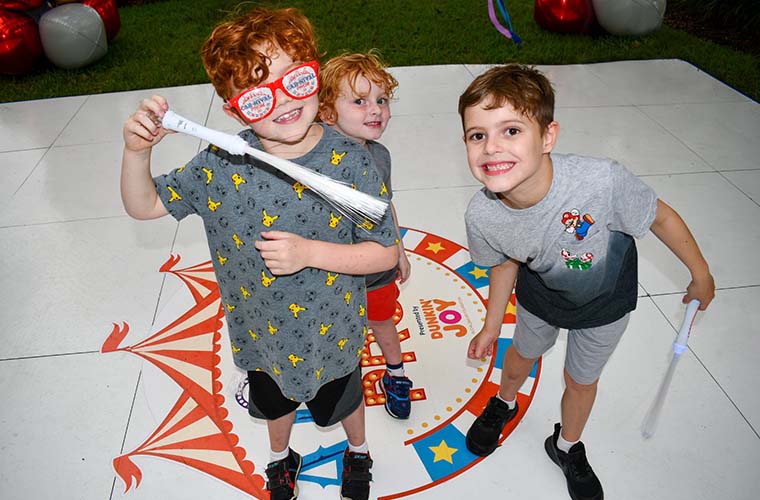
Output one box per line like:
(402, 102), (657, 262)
(649, 199), (715, 309)
(255, 231), (398, 276)
(467, 258), (519, 359)
(390, 202), (411, 283)
(120, 96), (172, 220)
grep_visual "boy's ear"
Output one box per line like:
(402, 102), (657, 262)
(320, 109), (336, 125)
(222, 103), (249, 127)
(542, 121), (560, 153)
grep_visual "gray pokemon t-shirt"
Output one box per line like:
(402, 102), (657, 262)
(466, 153), (658, 329)
(154, 124), (397, 400)
(364, 140), (398, 290)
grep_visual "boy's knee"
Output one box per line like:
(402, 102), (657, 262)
(564, 369), (598, 391)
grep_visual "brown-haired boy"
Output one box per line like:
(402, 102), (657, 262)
(319, 52), (415, 420)
(121, 7), (398, 500)
(460, 64), (714, 500)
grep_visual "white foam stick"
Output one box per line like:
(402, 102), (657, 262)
(161, 110), (389, 225)
(641, 299), (701, 439)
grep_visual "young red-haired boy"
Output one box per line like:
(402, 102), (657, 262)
(120, 7), (398, 500)
(319, 52), (414, 420)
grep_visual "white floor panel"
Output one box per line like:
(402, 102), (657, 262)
(554, 105), (715, 176)
(580, 297), (759, 500)
(585, 59), (752, 105)
(541, 63), (634, 108)
(722, 169), (760, 204)
(0, 217), (177, 359)
(639, 101), (760, 172)
(0, 95), (87, 152)
(0, 148), (47, 213)
(657, 287), (760, 433)
(393, 186), (479, 248)
(638, 172), (760, 294)
(381, 113), (476, 191)
(0, 352), (141, 500)
(389, 65), (476, 116)
(54, 84), (216, 148)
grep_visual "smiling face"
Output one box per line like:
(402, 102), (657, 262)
(223, 44), (321, 157)
(463, 97), (559, 208)
(327, 75), (391, 143)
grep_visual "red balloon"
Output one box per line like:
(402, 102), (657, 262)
(534, 0), (596, 35)
(0, 1), (44, 11)
(0, 7), (43, 75)
(81, 0), (119, 41)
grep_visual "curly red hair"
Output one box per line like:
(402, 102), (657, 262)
(201, 6), (319, 100)
(319, 51), (398, 123)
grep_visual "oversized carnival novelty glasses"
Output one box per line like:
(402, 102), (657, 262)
(227, 60), (319, 123)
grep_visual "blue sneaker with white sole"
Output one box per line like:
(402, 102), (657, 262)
(381, 371), (413, 419)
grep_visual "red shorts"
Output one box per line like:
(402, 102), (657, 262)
(367, 281), (400, 322)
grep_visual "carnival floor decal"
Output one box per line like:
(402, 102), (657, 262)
(101, 227), (540, 499)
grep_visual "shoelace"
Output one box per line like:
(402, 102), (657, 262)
(482, 400), (512, 427)
(566, 450), (595, 480)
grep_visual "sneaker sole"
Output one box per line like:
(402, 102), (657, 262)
(544, 437), (603, 500)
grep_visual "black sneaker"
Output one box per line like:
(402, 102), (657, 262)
(544, 423), (603, 500)
(265, 448), (302, 500)
(465, 396), (519, 456)
(341, 449), (373, 500)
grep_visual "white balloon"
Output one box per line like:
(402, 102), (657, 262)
(592, 0), (667, 36)
(39, 3), (108, 69)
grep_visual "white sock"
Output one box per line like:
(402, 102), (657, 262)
(386, 362), (405, 377)
(348, 440), (369, 454)
(557, 432), (578, 453)
(269, 446), (290, 462)
(496, 392), (517, 410)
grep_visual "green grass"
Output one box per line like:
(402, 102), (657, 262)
(2, 0), (758, 103)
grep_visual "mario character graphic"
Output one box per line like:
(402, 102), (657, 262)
(561, 209), (595, 240)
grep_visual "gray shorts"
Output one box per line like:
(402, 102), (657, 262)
(512, 300), (629, 385)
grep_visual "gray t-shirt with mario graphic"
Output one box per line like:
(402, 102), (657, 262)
(466, 153), (658, 329)
(154, 124), (396, 401)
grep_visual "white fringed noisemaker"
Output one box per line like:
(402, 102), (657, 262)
(161, 110), (389, 226)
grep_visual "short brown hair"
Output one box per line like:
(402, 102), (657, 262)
(201, 6), (319, 100)
(319, 51), (399, 123)
(458, 64), (555, 133)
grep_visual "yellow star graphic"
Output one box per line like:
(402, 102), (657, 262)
(506, 299), (517, 316)
(469, 266), (488, 279)
(426, 241), (445, 254)
(429, 440), (458, 464)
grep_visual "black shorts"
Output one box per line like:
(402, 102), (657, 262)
(247, 365), (363, 427)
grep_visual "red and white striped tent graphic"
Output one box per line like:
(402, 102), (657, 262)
(102, 255), (268, 499)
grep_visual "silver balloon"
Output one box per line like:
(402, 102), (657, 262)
(39, 3), (108, 69)
(592, 0), (667, 36)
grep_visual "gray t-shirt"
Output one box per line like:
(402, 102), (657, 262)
(364, 140), (398, 290)
(154, 125), (397, 400)
(466, 153), (658, 329)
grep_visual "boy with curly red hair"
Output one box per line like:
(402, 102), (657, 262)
(319, 52), (415, 420)
(120, 7), (398, 500)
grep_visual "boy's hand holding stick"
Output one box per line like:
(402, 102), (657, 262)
(160, 110), (389, 226)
